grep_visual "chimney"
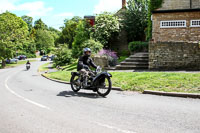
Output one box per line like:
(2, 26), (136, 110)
(122, 0), (126, 8)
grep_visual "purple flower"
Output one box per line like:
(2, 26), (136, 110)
(98, 49), (118, 59)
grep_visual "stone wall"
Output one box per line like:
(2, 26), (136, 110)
(152, 11), (200, 43)
(157, 0), (200, 10)
(192, 0), (200, 8)
(149, 42), (200, 70)
(92, 56), (108, 68)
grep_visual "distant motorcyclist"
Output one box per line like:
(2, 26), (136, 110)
(26, 60), (31, 70)
(77, 48), (97, 86)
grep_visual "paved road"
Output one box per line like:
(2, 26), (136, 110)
(0, 60), (200, 133)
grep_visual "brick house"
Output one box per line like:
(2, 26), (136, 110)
(110, 0), (128, 53)
(149, 0), (200, 70)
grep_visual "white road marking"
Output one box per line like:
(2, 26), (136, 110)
(5, 74), (51, 110)
(93, 121), (137, 133)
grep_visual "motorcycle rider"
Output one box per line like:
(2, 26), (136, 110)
(77, 48), (97, 87)
(26, 60), (31, 65)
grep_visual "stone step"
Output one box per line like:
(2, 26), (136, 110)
(125, 58), (149, 62)
(130, 55), (149, 58)
(120, 62), (149, 65)
(115, 65), (148, 70)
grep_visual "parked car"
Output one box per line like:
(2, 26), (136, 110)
(6, 58), (18, 64)
(41, 55), (48, 61)
(17, 55), (27, 60)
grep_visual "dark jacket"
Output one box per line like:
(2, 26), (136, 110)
(77, 55), (97, 71)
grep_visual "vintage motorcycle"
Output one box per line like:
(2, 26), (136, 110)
(70, 66), (112, 97)
(26, 64), (30, 70)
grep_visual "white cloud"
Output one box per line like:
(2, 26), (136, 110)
(0, 0), (16, 13)
(94, 0), (122, 14)
(17, 1), (53, 17)
(0, 0), (53, 17)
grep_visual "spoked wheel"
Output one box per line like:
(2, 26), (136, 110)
(97, 77), (112, 97)
(70, 75), (81, 92)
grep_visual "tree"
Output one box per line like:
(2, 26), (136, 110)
(91, 12), (121, 47)
(123, 0), (148, 42)
(21, 15), (33, 32)
(34, 18), (48, 30)
(0, 12), (28, 68)
(72, 20), (91, 58)
(35, 30), (54, 54)
(48, 27), (61, 47)
(57, 17), (81, 48)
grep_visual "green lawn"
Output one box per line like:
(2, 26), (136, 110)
(44, 71), (72, 82)
(1, 60), (36, 69)
(43, 70), (200, 93)
(38, 62), (50, 72)
(61, 62), (77, 71)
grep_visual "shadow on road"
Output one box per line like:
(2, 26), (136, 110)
(57, 90), (105, 99)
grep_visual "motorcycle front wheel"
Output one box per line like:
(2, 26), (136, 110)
(70, 75), (81, 92)
(97, 77), (112, 97)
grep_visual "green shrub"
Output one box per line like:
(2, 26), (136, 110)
(72, 38), (103, 58)
(82, 39), (103, 54)
(119, 50), (130, 56)
(128, 41), (148, 52)
(53, 44), (73, 66)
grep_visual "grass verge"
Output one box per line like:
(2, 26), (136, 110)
(38, 62), (50, 72)
(44, 71), (200, 93)
(1, 60), (36, 69)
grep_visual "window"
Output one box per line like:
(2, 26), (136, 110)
(191, 20), (200, 27)
(160, 20), (186, 28)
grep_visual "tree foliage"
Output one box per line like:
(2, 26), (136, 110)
(34, 18), (48, 30)
(147, 0), (163, 40)
(91, 12), (121, 47)
(72, 20), (91, 58)
(35, 29), (54, 54)
(21, 15), (33, 32)
(0, 12), (28, 67)
(82, 39), (103, 54)
(123, 0), (148, 42)
(57, 17), (81, 48)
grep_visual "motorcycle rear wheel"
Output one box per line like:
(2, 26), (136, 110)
(70, 75), (81, 92)
(97, 77), (112, 97)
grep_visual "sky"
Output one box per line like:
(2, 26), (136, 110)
(0, 0), (123, 30)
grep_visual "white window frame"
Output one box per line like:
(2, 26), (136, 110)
(190, 20), (200, 27)
(160, 20), (186, 28)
